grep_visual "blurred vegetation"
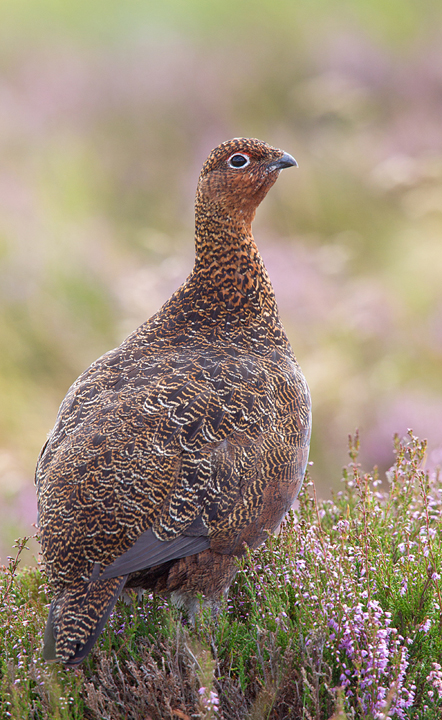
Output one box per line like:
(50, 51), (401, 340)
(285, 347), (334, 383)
(1, 0), (442, 560)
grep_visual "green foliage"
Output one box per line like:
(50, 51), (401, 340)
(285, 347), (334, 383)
(2, 432), (442, 718)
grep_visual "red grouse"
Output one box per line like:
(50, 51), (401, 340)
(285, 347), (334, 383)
(36, 138), (311, 665)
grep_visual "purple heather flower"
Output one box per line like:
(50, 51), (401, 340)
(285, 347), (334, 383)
(329, 600), (414, 717)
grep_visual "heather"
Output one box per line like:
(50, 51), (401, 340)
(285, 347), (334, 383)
(2, 431), (442, 719)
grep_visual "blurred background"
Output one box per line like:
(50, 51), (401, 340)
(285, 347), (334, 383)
(1, 0), (442, 563)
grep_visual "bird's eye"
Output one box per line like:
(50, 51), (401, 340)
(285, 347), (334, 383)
(228, 153), (250, 169)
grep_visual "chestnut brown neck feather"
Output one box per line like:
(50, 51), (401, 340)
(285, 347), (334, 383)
(190, 194), (277, 319)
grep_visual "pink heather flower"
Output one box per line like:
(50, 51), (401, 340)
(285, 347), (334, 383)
(336, 520), (350, 533)
(198, 686), (220, 712)
(427, 663), (442, 699)
(210, 691), (219, 707)
(419, 619), (431, 633)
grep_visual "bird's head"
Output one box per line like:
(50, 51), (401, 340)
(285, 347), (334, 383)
(196, 138), (297, 226)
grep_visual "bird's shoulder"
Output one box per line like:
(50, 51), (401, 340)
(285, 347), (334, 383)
(40, 318), (308, 458)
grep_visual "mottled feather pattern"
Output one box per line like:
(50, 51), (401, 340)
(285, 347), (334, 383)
(36, 138), (311, 664)
(43, 576), (127, 663)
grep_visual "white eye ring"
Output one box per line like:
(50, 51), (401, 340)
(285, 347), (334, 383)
(227, 153), (251, 169)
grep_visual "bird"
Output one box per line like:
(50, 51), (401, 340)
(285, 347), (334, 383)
(36, 137), (311, 666)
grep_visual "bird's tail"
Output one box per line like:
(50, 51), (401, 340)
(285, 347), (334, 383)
(43, 575), (127, 665)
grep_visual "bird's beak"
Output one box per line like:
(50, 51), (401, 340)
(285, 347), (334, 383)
(270, 151), (298, 171)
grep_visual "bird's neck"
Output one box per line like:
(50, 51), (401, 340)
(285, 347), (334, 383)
(192, 203), (278, 320)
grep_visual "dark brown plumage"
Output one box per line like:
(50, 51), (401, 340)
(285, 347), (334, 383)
(36, 138), (311, 665)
